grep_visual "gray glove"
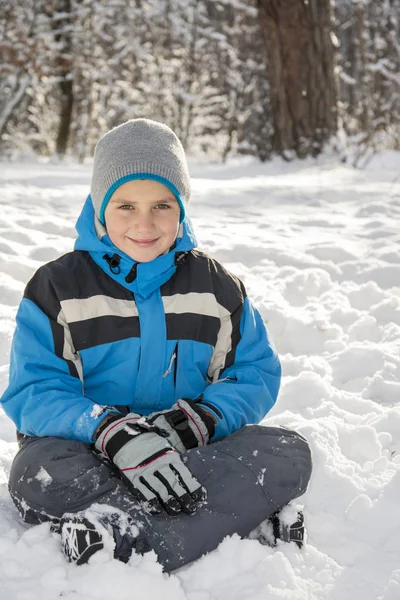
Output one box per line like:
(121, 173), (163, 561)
(147, 399), (216, 453)
(95, 413), (205, 515)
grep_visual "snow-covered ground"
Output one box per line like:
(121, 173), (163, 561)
(0, 153), (399, 600)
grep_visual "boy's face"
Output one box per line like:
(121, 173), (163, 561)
(104, 179), (181, 263)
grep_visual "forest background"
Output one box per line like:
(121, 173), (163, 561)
(1, 0), (400, 165)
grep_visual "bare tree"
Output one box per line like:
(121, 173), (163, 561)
(50, 0), (74, 156)
(0, 1), (42, 144)
(337, 0), (400, 162)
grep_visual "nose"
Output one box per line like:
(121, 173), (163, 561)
(134, 210), (155, 231)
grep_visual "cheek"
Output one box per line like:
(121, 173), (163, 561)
(105, 213), (127, 235)
(164, 212), (180, 230)
(164, 219), (180, 239)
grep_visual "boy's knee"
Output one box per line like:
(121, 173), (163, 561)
(8, 436), (110, 520)
(276, 426), (312, 483)
(247, 425), (312, 506)
(230, 424), (312, 489)
(233, 423), (310, 453)
(9, 437), (90, 488)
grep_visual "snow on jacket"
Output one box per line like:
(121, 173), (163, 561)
(1, 196), (281, 444)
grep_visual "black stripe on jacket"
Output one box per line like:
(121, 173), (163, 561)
(23, 249), (246, 372)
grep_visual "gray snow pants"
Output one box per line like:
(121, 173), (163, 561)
(8, 425), (312, 572)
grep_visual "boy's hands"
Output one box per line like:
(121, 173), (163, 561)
(94, 413), (206, 515)
(147, 399), (216, 453)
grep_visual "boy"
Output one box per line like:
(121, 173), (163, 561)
(1, 119), (312, 570)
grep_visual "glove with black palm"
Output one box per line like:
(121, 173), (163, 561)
(95, 413), (205, 515)
(147, 399), (216, 453)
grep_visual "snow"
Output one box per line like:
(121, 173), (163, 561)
(34, 467), (53, 490)
(1, 153), (400, 599)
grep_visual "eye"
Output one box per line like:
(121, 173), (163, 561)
(118, 205), (134, 210)
(154, 203), (171, 210)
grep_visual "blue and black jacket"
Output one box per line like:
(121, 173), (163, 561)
(1, 196), (281, 444)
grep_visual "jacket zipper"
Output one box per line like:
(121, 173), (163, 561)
(163, 342), (178, 379)
(173, 342), (178, 386)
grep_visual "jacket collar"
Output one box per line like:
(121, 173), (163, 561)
(74, 195), (197, 298)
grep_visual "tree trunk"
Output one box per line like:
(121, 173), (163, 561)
(256, 0), (339, 158)
(354, 2), (370, 135)
(53, 0), (74, 157)
(0, 73), (30, 141)
(57, 78), (74, 156)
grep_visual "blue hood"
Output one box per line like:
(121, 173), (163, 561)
(74, 195), (197, 298)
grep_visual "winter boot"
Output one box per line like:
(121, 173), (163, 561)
(248, 507), (305, 549)
(271, 509), (305, 549)
(60, 505), (150, 565)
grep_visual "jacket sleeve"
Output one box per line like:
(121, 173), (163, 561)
(0, 267), (117, 444)
(198, 295), (281, 440)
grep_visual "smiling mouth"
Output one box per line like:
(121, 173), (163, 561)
(127, 237), (159, 247)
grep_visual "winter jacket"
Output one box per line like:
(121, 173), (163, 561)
(1, 196), (281, 444)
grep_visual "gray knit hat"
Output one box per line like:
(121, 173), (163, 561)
(90, 118), (191, 225)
